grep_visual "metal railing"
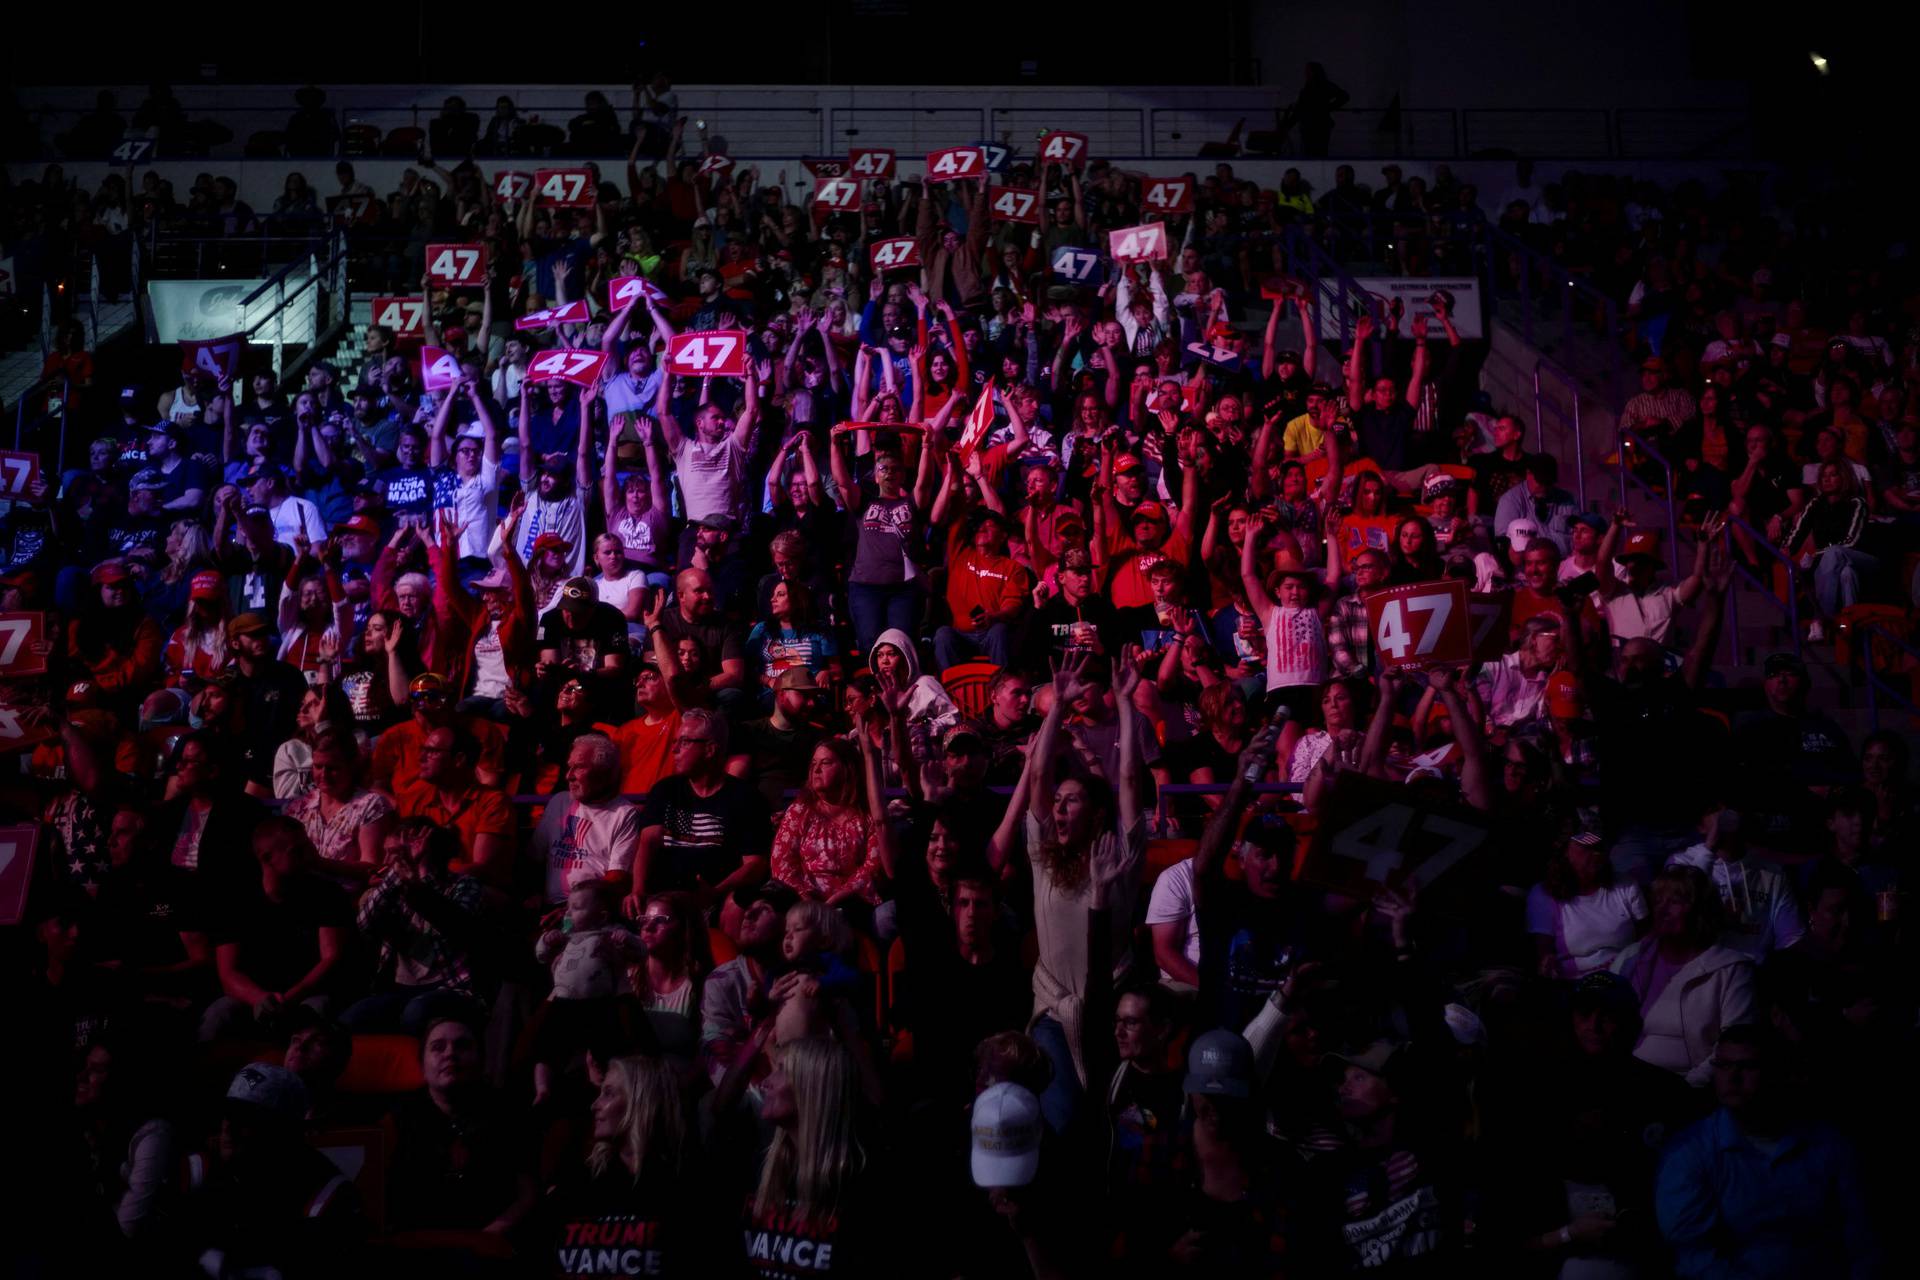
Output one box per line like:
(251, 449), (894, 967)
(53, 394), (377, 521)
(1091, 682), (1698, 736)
(1615, 429), (1678, 559)
(1860, 624), (1920, 730)
(15, 99), (1761, 164)
(1155, 782), (1305, 834)
(1283, 225), (1381, 350)
(1722, 512), (1800, 660)
(228, 228), (352, 384)
(1532, 357), (1587, 509)
(1472, 222), (1626, 401)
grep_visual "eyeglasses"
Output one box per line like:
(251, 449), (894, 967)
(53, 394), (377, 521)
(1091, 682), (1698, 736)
(410, 690), (449, 704)
(671, 736), (712, 749)
(639, 915), (674, 931)
(560, 682), (586, 695)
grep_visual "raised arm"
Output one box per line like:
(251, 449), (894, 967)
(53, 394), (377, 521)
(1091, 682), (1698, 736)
(1190, 724), (1280, 905)
(516, 379), (534, 485)
(1405, 314), (1432, 408)
(1240, 511), (1278, 623)
(730, 365), (760, 453)
(428, 378), (458, 468)
(1297, 294), (1319, 380)
(1345, 311), (1374, 412)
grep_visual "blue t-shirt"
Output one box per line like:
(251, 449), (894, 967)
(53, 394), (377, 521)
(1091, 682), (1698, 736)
(374, 465), (438, 514)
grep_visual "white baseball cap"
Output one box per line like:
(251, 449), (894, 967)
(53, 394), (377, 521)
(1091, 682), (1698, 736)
(1506, 517), (1541, 554)
(970, 1082), (1042, 1188)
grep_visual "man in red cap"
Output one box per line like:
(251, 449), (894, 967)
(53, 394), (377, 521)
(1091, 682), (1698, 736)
(1099, 445), (1199, 611)
(1594, 512), (1720, 648)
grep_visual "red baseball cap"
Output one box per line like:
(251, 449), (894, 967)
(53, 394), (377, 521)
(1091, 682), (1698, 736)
(91, 560), (131, 586)
(190, 571), (225, 601)
(532, 533), (573, 555)
(1131, 500), (1168, 525)
(1113, 455), (1143, 475)
(333, 515), (381, 539)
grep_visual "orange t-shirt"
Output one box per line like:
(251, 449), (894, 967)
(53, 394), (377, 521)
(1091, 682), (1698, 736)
(393, 779), (515, 864)
(614, 711), (680, 796)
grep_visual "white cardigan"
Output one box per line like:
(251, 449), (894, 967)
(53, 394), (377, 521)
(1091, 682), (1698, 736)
(1611, 940), (1757, 1086)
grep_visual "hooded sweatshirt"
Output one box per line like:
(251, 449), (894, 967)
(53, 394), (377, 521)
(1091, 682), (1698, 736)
(868, 628), (961, 735)
(1666, 842), (1806, 959)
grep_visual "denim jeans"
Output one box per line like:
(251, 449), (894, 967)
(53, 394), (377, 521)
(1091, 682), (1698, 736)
(933, 622), (1012, 671)
(1813, 545), (1876, 617)
(849, 580), (923, 655)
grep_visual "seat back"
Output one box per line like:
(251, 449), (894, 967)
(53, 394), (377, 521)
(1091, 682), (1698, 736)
(941, 660), (1000, 720)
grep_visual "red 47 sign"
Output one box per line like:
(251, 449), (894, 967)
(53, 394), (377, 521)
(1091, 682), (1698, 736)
(667, 331), (748, 378)
(849, 148), (895, 179)
(180, 334), (243, 378)
(514, 300), (589, 331)
(426, 243), (488, 288)
(0, 824), (40, 925)
(0, 613), (47, 676)
(420, 346), (462, 393)
(1039, 131), (1089, 166)
(369, 296), (428, 340)
(1302, 773), (1490, 896)
(989, 187), (1040, 225)
(925, 146), (984, 182)
(1142, 176), (1194, 215)
(813, 177), (861, 211)
(526, 349), (609, 388)
(868, 237), (921, 272)
(609, 275), (666, 310)
(1363, 580), (1472, 671)
(534, 168), (594, 208)
(494, 171), (531, 202)
(0, 451), (40, 500)
(1108, 223), (1169, 263)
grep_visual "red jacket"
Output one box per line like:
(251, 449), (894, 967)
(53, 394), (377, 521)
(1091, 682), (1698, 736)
(429, 535), (535, 697)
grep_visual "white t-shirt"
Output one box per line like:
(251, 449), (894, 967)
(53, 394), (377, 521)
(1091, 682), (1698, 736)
(1144, 858), (1202, 982)
(510, 492), (586, 577)
(490, 362), (525, 405)
(1603, 584), (1681, 647)
(532, 794), (644, 903)
(671, 433), (751, 526)
(270, 496), (326, 549)
(443, 459), (500, 561)
(1526, 882), (1648, 978)
(1263, 605), (1328, 690)
(470, 617), (511, 699)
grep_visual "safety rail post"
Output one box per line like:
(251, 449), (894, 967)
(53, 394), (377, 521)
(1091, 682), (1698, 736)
(1722, 512), (1800, 659)
(1615, 429), (1678, 558)
(1533, 358), (1587, 509)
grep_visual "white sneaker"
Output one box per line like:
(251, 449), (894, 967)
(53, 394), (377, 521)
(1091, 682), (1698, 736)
(1807, 621), (1825, 643)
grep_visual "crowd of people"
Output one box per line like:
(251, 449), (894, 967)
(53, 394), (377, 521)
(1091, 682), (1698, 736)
(4, 104), (1917, 1280)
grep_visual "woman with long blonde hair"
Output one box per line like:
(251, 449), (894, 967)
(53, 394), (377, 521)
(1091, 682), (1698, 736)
(543, 1053), (705, 1276)
(746, 1037), (873, 1253)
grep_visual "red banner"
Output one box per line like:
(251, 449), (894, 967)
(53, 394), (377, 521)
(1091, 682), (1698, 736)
(1362, 580), (1473, 671)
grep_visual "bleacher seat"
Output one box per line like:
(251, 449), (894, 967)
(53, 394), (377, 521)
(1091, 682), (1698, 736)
(380, 127), (425, 158)
(341, 123), (381, 156)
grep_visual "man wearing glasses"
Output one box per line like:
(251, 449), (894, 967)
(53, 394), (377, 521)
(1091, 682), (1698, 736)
(530, 733), (644, 908)
(634, 708), (771, 915)
(371, 672), (507, 794)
